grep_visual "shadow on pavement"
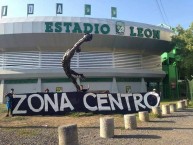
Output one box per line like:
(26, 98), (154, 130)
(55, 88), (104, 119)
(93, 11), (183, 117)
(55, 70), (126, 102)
(79, 126), (99, 129)
(162, 114), (193, 118)
(173, 127), (193, 130)
(176, 109), (193, 112)
(138, 127), (173, 131)
(149, 120), (175, 123)
(0, 126), (56, 129)
(114, 134), (161, 139)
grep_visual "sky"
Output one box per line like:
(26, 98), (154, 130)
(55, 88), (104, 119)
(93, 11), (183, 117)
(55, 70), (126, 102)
(0, 0), (192, 29)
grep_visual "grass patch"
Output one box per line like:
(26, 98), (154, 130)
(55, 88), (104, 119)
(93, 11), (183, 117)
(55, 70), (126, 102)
(149, 112), (161, 118)
(113, 114), (124, 118)
(16, 129), (39, 137)
(67, 112), (94, 117)
(160, 99), (178, 105)
(3, 128), (39, 137)
(188, 101), (193, 108)
(2, 116), (28, 122)
(0, 104), (7, 114)
(135, 111), (162, 122)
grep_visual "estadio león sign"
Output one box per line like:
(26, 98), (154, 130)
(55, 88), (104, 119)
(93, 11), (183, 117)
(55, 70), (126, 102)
(45, 22), (160, 39)
(12, 92), (160, 115)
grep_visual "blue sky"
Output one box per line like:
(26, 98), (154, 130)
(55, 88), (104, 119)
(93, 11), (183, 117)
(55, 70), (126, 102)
(0, 0), (192, 29)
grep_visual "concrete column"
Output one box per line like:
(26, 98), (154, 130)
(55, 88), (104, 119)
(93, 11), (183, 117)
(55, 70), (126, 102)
(0, 80), (5, 104)
(140, 78), (147, 92)
(162, 104), (170, 115)
(58, 124), (78, 145)
(152, 106), (162, 117)
(37, 78), (42, 93)
(182, 100), (186, 109)
(100, 117), (114, 138)
(169, 104), (177, 113)
(177, 101), (185, 109)
(138, 111), (149, 122)
(183, 99), (189, 107)
(111, 77), (118, 93)
(124, 114), (137, 129)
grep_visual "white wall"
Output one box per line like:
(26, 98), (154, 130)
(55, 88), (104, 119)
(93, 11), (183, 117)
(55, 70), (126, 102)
(117, 82), (144, 93)
(42, 82), (77, 92)
(5, 84), (38, 94)
(42, 82), (112, 92)
(80, 82), (112, 91)
(4, 81), (146, 94)
(0, 80), (5, 104)
(0, 79), (146, 104)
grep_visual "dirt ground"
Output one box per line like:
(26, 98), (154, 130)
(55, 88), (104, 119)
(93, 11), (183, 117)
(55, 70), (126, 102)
(0, 104), (193, 145)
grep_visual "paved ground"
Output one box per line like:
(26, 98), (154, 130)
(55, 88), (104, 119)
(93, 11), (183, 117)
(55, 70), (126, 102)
(0, 107), (193, 145)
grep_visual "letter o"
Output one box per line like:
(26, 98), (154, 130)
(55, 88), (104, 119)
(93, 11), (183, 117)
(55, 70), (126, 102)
(100, 24), (110, 34)
(143, 92), (160, 109)
(144, 29), (152, 38)
(28, 94), (44, 112)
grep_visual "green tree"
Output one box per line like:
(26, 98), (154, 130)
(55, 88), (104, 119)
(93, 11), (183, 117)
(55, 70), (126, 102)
(171, 22), (193, 80)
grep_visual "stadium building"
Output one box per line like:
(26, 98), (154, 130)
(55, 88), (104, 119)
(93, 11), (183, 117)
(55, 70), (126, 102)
(0, 16), (174, 103)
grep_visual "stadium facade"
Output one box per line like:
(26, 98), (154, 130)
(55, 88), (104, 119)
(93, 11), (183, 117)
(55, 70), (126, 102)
(0, 16), (173, 103)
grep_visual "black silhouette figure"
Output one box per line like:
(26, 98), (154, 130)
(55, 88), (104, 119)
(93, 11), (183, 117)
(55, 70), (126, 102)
(62, 34), (93, 91)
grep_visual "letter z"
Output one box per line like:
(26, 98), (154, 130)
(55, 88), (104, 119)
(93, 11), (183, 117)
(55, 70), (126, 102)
(12, 95), (27, 114)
